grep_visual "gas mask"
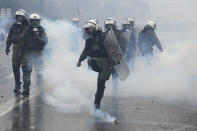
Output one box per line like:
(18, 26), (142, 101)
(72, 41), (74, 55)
(105, 24), (116, 31)
(16, 21), (22, 25)
(123, 24), (131, 31)
(82, 28), (94, 39)
(30, 19), (40, 27)
(32, 27), (39, 36)
(30, 19), (40, 36)
(16, 15), (24, 25)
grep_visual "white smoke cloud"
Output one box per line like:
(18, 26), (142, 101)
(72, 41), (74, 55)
(119, 41), (197, 105)
(40, 0), (197, 120)
(42, 20), (94, 111)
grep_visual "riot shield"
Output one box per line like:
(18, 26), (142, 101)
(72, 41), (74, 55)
(104, 29), (130, 81)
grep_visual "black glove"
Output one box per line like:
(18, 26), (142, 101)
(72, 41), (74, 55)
(5, 47), (10, 55)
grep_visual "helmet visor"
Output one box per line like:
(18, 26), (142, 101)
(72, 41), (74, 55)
(16, 15), (23, 21)
(30, 19), (40, 26)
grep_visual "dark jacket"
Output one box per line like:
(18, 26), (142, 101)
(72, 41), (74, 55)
(138, 26), (162, 56)
(79, 30), (108, 62)
(6, 21), (29, 49)
(22, 25), (48, 51)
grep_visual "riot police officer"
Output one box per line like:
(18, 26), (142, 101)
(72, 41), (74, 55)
(5, 9), (28, 95)
(138, 21), (163, 65)
(77, 21), (111, 109)
(22, 13), (48, 96)
(123, 18), (138, 71)
(104, 18), (121, 92)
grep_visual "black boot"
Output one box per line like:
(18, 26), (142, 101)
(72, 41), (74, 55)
(94, 79), (106, 109)
(21, 89), (29, 97)
(13, 82), (22, 96)
(21, 82), (30, 97)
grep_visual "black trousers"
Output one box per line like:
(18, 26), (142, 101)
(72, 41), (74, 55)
(94, 79), (106, 108)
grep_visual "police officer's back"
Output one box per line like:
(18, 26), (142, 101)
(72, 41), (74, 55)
(138, 21), (163, 56)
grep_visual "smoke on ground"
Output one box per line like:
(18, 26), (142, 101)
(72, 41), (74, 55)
(120, 40), (197, 104)
(40, 19), (197, 123)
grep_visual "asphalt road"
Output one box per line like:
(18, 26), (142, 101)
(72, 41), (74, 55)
(0, 41), (197, 131)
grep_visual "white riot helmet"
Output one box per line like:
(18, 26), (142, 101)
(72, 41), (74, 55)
(104, 18), (116, 26)
(147, 20), (156, 29)
(89, 18), (98, 24)
(15, 9), (27, 25)
(104, 18), (116, 30)
(29, 13), (41, 20)
(18, 9), (27, 16)
(127, 18), (135, 27)
(82, 21), (98, 39)
(29, 13), (41, 27)
(127, 18), (135, 23)
(83, 21), (98, 31)
(88, 19), (99, 30)
(15, 10), (27, 18)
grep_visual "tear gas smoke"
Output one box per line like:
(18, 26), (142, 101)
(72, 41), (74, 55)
(119, 41), (197, 105)
(42, 20), (94, 113)
(39, 0), (197, 122)
(91, 109), (116, 123)
(41, 19), (197, 123)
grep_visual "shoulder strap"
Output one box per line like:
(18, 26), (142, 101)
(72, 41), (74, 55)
(21, 26), (29, 37)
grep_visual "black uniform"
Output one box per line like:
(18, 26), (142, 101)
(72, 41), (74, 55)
(138, 25), (162, 65)
(22, 25), (48, 96)
(78, 30), (111, 109)
(6, 21), (28, 94)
